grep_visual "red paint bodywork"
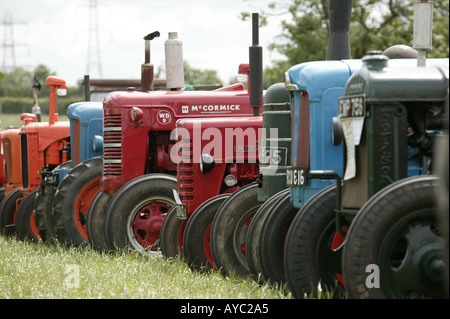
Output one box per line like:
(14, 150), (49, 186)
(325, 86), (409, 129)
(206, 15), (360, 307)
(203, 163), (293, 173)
(175, 116), (262, 217)
(101, 71), (261, 197)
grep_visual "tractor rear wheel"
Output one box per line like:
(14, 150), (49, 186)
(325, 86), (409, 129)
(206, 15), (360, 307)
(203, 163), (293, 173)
(53, 157), (102, 247)
(284, 184), (347, 299)
(342, 175), (447, 299)
(34, 160), (72, 243)
(246, 188), (288, 281)
(183, 194), (231, 270)
(15, 189), (40, 242)
(104, 174), (177, 256)
(86, 191), (111, 251)
(0, 187), (23, 235)
(210, 183), (262, 277)
(259, 191), (298, 286)
(160, 206), (186, 258)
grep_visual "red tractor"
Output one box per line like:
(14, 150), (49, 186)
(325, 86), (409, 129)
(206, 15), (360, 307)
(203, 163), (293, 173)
(160, 115), (262, 264)
(0, 76), (70, 241)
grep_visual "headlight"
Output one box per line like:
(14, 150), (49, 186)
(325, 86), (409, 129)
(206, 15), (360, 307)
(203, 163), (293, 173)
(199, 153), (215, 174)
(224, 174), (238, 187)
(331, 117), (343, 146)
(130, 107), (144, 122)
(93, 135), (104, 152)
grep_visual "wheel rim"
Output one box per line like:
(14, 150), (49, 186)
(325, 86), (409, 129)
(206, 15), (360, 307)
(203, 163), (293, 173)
(203, 224), (217, 269)
(378, 208), (446, 298)
(233, 207), (259, 266)
(73, 177), (101, 241)
(316, 219), (348, 292)
(127, 196), (174, 255)
(30, 211), (41, 241)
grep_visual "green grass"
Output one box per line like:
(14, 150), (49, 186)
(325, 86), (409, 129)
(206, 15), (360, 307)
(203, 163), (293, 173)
(0, 235), (293, 299)
(0, 113), (69, 130)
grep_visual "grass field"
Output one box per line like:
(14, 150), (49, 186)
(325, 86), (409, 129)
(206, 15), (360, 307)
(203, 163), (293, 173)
(0, 235), (294, 299)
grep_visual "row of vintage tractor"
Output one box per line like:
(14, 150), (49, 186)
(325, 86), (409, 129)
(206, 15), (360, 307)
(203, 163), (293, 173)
(1, 1), (449, 299)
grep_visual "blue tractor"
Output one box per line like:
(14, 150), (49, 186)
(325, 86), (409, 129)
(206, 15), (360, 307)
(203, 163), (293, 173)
(32, 99), (103, 243)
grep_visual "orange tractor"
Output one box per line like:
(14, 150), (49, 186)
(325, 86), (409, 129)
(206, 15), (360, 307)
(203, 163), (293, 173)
(0, 76), (71, 241)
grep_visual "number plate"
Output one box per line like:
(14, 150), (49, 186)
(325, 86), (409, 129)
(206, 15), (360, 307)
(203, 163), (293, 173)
(338, 95), (365, 118)
(286, 167), (307, 187)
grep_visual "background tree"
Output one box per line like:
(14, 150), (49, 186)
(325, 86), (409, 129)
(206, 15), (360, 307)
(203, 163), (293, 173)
(242, 0), (449, 86)
(0, 64), (55, 97)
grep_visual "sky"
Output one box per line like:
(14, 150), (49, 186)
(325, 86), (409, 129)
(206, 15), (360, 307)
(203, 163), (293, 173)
(0, 0), (287, 87)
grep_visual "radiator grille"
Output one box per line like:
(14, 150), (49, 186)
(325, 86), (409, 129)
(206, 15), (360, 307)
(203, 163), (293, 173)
(178, 138), (194, 201)
(103, 113), (122, 176)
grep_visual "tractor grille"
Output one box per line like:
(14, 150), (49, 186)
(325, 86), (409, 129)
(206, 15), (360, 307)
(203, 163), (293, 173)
(178, 138), (194, 201)
(103, 113), (122, 176)
(20, 134), (29, 188)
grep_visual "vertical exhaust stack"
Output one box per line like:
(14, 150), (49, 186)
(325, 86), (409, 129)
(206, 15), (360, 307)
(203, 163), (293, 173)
(249, 12), (263, 116)
(142, 31), (160, 92)
(31, 77), (42, 122)
(326, 0), (352, 60)
(165, 32), (185, 91)
(84, 75), (91, 101)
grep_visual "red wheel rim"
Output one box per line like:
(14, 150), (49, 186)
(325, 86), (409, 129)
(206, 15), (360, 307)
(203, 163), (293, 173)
(30, 211), (42, 241)
(73, 177), (101, 240)
(330, 226), (348, 288)
(130, 201), (171, 251)
(203, 224), (217, 269)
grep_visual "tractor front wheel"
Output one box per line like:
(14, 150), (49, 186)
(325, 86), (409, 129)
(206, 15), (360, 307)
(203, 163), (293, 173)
(34, 160), (72, 243)
(86, 191), (111, 251)
(183, 194), (231, 270)
(259, 190), (298, 286)
(210, 183), (262, 277)
(15, 189), (40, 242)
(284, 184), (347, 299)
(342, 175), (447, 299)
(0, 187), (23, 236)
(246, 188), (288, 281)
(104, 174), (177, 256)
(160, 206), (186, 258)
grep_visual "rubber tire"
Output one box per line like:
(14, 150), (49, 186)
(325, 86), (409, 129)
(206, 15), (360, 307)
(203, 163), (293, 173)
(210, 183), (262, 277)
(34, 160), (72, 243)
(15, 189), (40, 242)
(246, 188), (289, 281)
(183, 194), (231, 270)
(104, 174), (177, 255)
(284, 184), (347, 299)
(0, 187), (23, 236)
(0, 189), (5, 209)
(342, 175), (446, 299)
(259, 190), (299, 286)
(160, 206), (186, 258)
(53, 157), (102, 247)
(86, 191), (111, 251)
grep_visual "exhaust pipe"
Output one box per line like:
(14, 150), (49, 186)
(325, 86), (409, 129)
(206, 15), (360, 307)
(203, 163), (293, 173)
(84, 75), (91, 101)
(165, 32), (185, 91)
(141, 31), (160, 92)
(249, 12), (263, 116)
(31, 77), (42, 122)
(326, 0), (352, 60)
